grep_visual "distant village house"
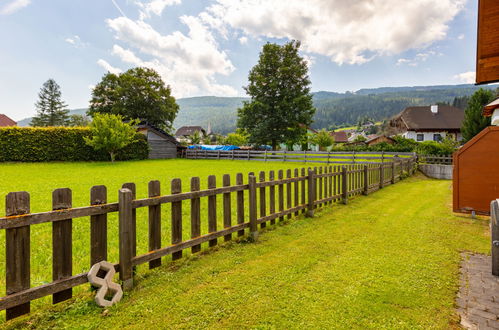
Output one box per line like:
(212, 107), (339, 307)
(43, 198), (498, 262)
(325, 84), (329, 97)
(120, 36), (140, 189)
(389, 105), (464, 142)
(0, 114), (16, 127)
(175, 126), (207, 143)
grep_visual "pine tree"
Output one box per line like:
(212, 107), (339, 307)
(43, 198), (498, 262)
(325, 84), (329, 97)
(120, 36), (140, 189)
(461, 88), (495, 142)
(31, 79), (70, 127)
(237, 41), (315, 150)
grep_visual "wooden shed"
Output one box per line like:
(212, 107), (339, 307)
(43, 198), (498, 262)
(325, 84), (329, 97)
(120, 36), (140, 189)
(453, 126), (499, 215)
(137, 123), (180, 159)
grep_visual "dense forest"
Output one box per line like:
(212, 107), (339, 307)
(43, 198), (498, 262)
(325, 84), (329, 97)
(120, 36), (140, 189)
(17, 84), (497, 134)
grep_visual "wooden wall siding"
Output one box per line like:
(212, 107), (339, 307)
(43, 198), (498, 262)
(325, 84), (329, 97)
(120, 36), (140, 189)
(148, 140), (177, 159)
(0, 158), (416, 321)
(476, 0), (499, 84)
(454, 127), (499, 215)
(185, 150), (415, 164)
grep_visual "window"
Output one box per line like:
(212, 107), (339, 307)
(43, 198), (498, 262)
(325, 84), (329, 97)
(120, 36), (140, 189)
(416, 134), (424, 141)
(433, 134), (442, 142)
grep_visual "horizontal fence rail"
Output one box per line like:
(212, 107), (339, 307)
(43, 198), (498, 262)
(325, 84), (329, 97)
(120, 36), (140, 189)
(417, 154), (453, 165)
(0, 157), (417, 321)
(184, 150), (416, 164)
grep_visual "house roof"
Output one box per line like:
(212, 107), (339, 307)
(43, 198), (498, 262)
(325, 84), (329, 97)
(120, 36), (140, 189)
(365, 135), (395, 144)
(0, 114), (16, 127)
(330, 130), (348, 143)
(483, 97), (499, 117)
(175, 126), (206, 137)
(137, 122), (180, 146)
(394, 105), (464, 130)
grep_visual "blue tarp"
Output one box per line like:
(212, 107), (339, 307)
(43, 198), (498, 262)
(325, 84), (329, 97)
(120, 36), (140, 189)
(188, 145), (239, 151)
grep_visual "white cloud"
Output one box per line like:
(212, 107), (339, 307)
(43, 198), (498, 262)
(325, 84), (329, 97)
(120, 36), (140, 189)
(65, 35), (88, 48)
(302, 54), (316, 68)
(396, 50), (441, 67)
(105, 15), (237, 97)
(0, 0), (30, 15)
(97, 59), (123, 74)
(458, 34), (465, 40)
(136, 0), (181, 19)
(238, 36), (248, 45)
(454, 71), (475, 84)
(204, 0), (465, 65)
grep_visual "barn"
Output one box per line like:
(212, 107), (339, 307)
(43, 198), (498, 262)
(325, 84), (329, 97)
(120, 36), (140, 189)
(453, 126), (499, 215)
(137, 123), (180, 159)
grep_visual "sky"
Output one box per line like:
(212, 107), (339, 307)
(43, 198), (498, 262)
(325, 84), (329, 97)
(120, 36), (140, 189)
(0, 0), (479, 121)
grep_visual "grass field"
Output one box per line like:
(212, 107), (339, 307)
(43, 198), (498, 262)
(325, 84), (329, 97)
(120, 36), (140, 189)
(3, 173), (489, 329)
(0, 159), (312, 315)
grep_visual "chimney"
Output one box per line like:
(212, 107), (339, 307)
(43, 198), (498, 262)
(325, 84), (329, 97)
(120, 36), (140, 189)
(431, 105), (438, 114)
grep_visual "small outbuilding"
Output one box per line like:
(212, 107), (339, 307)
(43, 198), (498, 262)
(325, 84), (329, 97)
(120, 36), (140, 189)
(453, 126), (499, 215)
(137, 123), (180, 159)
(365, 135), (395, 146)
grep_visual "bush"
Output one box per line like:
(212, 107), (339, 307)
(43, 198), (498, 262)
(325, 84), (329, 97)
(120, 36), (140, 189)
(0, 127), (149, 162)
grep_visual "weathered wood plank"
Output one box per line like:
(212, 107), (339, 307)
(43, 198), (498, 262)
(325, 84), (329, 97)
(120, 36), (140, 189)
(307, 168), (315, 217)
(122, 183), (136, 261)
(5, 192), (30, 320)
(223, 174), (232, 241)
(286, 169), (292, 219)
(301, 168), (306, 213)
(294, 169), (299, 216)
(190, 177), (201, 253)
(249, 174), (258, 240)
(52, 188), (72, 304)
(171, 179), (182, 260)
(208, 175), (217, 247)
(236, 173), (245, 236)
(90, 186), (107, 267)
(269, 171), (276, 225)
(259, 171), (266, 228)
(342, 166), (348, 205)
(148, 181), (161, 268)
(118, 188), (133, 291)
(278, 170), (284, 222)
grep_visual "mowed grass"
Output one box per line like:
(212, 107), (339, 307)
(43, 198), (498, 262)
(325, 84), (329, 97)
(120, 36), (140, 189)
(4, 173), (490, 329)
(0, 159), (309, 315)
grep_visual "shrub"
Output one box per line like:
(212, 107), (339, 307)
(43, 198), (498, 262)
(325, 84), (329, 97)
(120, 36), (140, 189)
(0, 127), (148, 162)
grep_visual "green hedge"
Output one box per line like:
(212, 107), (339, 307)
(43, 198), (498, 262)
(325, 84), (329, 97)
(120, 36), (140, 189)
(0, 127), (149, 162)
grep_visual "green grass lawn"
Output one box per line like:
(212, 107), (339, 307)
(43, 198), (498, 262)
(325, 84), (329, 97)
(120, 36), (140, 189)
(3, 172), (490, 329)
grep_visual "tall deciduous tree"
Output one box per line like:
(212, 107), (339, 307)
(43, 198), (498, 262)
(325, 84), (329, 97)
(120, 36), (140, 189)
(237, 41), (315, 150)
(88, 67), (179, 131)
(31, 79), (70, 126)
(84, 113), (139, 162)
(461, 88), (496, 142)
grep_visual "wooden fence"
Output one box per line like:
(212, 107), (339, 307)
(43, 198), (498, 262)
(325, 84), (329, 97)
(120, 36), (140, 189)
(417, 154), (453, 165)
(0, 158), (416, 321)
(491, 200), (499, 276)
(184, 149), (415, 164)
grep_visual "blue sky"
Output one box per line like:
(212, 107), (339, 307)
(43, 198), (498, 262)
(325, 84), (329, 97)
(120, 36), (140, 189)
(0, 0), (478, 120)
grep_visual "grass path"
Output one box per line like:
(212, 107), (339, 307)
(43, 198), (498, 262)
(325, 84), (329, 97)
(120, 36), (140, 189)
(6, 174), (490, 329)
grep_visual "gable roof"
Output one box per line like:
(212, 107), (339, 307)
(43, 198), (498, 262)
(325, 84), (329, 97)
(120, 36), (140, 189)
(330, 130), (348, 143)
(175, 126), (206, 137)
(137, 122), (180, 146)
(394, 105), (464, 130)
(0, 114), (16, 127)
(483, 97), (499, 116)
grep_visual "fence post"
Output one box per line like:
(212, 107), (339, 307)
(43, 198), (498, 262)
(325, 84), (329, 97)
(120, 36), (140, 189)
(208, 175), (217, 247)
(327, 151), (331, 164)
(391, 161), (395, 184)
(259, 171), (266, 229)
(342, 166), (348, 204)
(52, 188), (72, 304)
(379, 164), (384, 189)
(363, 165), (369, 195)
(492, 200), (499, 276)
(236, 173), (245, 236)
(307, 168), (316, 217)
(284, 150), (287, 162)
(249, 174), (258, 240)
(119, 188), (134, 291)
(264, 150), (267, 162)
(223, 174), (232, 241)
(5, 191), (30, 320)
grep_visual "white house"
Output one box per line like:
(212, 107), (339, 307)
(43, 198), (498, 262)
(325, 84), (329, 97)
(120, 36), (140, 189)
(389, 105), (464, 142)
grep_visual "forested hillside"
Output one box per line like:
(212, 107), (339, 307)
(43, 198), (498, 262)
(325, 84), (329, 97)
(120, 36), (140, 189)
(17, 84), (497, 134)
